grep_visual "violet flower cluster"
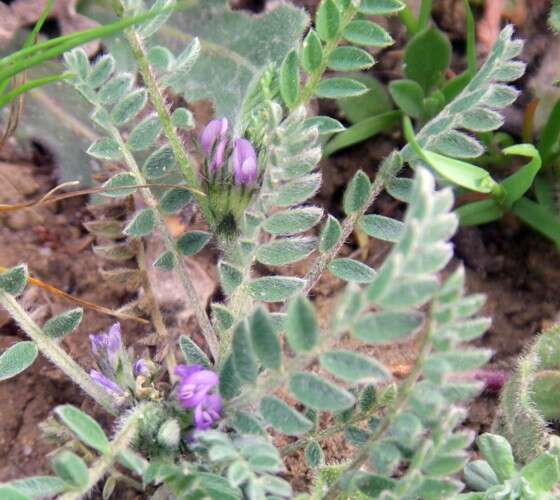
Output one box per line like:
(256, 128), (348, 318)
(89, 323), (126, 399)
(175, 364), (222, 432)
(200, 118), (257, 186)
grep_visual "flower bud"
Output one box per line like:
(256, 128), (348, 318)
(90, 369), (124, 397)
(89, 323), (122, 372)
(200, 118), (229, 172)
(157, 418), (181, 449)
(232, 138), (257, 186)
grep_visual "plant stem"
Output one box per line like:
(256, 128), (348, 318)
(120, 16), (212, 225)
(58, 402), (151, 500)
(280, 403), (381, 457)
(322, 322), (434, 500)
(300, 175), (385, 298)
(294, 5), (358, 108)
(112, 128), (220, 363)
(0, 290), (116, 414)
(136, 241), (176, 380)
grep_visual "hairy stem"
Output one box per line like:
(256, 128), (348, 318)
(300, 175), (385, 298)
(136, 241), (176, 380)
(120, 10), (212, 225)
(280, 402), (382, 457)
(323, 322), (434, 500)
(58, 402), (151, 500)
(0, 290), (116, 414)
(112, 127), (220, 363)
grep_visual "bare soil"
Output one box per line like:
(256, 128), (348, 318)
(1, 0), (560, 496)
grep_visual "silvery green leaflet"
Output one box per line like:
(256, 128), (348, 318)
(1, 1), (560, 499)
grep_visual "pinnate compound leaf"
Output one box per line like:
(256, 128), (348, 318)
(4, 477), (66, 499)
(102, 172), (137, 198)
(359, 0), (405, 15)
(376, 276), (439, 309)
(344, 20), (393, 47)
(301, 29), (323, 73)
(432, 130), (484, 159)
(360, 215), (403, 242)
(256, 238), (315, 266)
(289, 372), (355, 411)
(275, 174), (322, 207)
(249, 308), (282, 370)
(352, 311), (424, 343)
(143, 146), (177, 179)
(177, 231), (211, 256)
(154, 250), (176, 271)
(219, 261), (243, 295)
(180, 336), (210, 368)
(51, 451), (88, 489)
(286, 296), (318, 353)
(319, 215), (342, 253)
(249, 277), (304, 302)
(263, 208), (323, 236)
(233, 321), (258, 384)
(320, 351), (390, 383)
(55, 405), (109, 455)
(127, 115), (162, 151)
(304, 116), (345, 135)
(328, 46), (375, 72)
(329, 258), (376, 283)
(315, 78), (368, 98)
(0, 265), (28, 295)
(344, 170), (371, 214)
(159, 187), (193, 214)
(260, 396), (313, 436)
(0, 486), (29, 500)
(316, 0), (340, 41)
(0, 342), (38, 381)
(280, 50), (300, 108)
(304, 441), (324, 468)
(87, 137), (122, 161)
(110, 89), (147, 126)
(124, 208), (156, 237)
(44, 309), (83, 339)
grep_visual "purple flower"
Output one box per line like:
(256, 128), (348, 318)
(193, 394), (222, 431)
(200, 118), (229, 172)
(90, 369), (124, 397)
(90, 323), (121, 368)
(232, 138), (257, 186)
(134, 359), (149, 377)
(472, 369), (508, 393)
(175, 364), (218, 409)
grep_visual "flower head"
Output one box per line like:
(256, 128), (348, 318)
(175, 364), (219, 409)
(200, 118), (229, 172)
(134, 358), (149, 377)
(90, 369), (124, 397)
(232, 138), (257, 186)
(193, 394), (222, 431)
(90, 323), (121, 369)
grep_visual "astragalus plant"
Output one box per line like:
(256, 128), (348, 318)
(0, 1), (558, 499)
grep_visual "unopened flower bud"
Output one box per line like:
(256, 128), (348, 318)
(90, 369), (124, 397)
(90, 323), (122, 371)
(232, 138), (257, 186)
(157, 418), (181, 449)
(200, 118), (229, 172)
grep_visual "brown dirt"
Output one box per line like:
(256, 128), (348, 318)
(1, 0), (560, 496)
